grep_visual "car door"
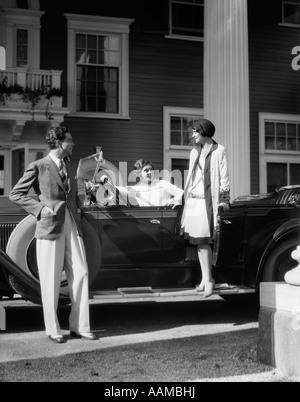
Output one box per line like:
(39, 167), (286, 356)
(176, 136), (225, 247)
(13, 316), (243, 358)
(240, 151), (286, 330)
(213, 206), (246, 285)
(92, 206), (163, 267)
(88, 205), (165, 290)
(161, 206), (185, 265)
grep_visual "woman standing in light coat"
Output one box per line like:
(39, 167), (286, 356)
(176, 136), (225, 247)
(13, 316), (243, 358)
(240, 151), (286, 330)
(181, 119), (230, 298)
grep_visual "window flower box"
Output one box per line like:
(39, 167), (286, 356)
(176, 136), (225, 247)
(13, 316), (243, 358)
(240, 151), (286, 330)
(3, 93), (28, 109)
(47, 95), (63, 108)
(0, 77), (63, 112)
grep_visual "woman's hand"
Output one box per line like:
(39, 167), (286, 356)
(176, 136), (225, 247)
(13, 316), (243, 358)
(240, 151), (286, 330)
(165, 199), (180, 209)
(218, 202), (230, 212)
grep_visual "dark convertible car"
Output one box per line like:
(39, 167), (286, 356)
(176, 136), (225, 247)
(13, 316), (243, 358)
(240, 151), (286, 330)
(0, 182), (300, 305)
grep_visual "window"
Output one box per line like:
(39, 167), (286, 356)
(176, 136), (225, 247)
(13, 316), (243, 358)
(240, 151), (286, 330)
(259, 113), (300, 192)
(167, 0), (204, 41)
(16, 29), (28, 67)
(76, 34), (120, 114)
(164, 107), (203, 188)
(170, 115), (198, 148)
(266, 162), (300, 192)
(65, 14), (134, 119)
(280, 1), (300, 27)
(265, 120), (300, 152)
(12, 147), (25, 187)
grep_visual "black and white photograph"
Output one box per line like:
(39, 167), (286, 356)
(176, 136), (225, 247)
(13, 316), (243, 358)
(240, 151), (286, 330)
(0, 0), (300, 385)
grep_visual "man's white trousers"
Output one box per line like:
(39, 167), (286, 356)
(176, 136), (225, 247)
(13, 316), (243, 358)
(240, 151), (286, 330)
(36, 209), (90, 336)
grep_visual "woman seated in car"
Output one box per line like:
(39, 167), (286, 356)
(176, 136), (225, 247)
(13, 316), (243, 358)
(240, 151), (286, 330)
(123, 159), (184, 207)
(83, 159), (183, 208)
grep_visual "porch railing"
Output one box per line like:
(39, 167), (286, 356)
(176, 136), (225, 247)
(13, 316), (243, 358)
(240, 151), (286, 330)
(0, 68), (62, 91)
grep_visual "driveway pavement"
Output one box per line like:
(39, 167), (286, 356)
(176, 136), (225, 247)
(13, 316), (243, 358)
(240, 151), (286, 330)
(0, 295), (299, 382)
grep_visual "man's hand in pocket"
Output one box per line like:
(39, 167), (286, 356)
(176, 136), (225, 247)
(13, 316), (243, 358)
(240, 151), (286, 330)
(41, 207), (56, 218)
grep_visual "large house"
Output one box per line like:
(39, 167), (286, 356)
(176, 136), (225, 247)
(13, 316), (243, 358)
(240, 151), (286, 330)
(0, 0), (299, 200)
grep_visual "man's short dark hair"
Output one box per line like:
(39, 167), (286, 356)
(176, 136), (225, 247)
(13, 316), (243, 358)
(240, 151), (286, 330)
(46, 126), (70, 149)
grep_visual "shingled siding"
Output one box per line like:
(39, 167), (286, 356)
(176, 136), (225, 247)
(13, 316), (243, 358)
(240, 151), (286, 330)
(39, 1), (204, 177)
(248, 0), (300, 193)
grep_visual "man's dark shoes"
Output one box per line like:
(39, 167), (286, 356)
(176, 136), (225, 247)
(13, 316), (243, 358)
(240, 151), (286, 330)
(70, 331), (98, 340)
(48, 335), (65, 344)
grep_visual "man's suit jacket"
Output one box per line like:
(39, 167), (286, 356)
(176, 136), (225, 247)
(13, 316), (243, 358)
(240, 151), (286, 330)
(9, 155), (83, 240)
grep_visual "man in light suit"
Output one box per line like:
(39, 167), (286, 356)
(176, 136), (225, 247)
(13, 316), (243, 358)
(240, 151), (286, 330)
(9, 126), (97, 343)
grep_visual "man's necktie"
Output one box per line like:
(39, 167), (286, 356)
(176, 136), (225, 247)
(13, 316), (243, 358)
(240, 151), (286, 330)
(59, 160), (69, 192)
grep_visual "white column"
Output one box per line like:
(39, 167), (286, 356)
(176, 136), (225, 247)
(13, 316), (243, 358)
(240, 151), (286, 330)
(204, 0), (250, 201)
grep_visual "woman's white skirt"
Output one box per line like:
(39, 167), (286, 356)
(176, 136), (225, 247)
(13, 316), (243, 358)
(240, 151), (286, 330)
(181, 198), (211, 245)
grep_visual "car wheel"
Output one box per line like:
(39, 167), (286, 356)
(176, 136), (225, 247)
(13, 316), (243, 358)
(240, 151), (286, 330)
(6, 214), (102, 304)
(261, 236), (299, 283)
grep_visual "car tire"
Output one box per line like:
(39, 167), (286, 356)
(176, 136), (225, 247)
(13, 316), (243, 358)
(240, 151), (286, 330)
(261, 236), (299, 283)
(6, 213), (102, 305)
(221, 237), (300, 305)
(221, 235), (300, 305)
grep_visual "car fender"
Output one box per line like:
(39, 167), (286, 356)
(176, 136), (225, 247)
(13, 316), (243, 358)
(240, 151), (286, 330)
(273, 219), (300, 241)
(0, 248), (44, 303)
(256, 219), (300, 286)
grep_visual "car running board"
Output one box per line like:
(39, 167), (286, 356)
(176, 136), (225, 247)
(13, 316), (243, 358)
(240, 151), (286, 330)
(91, 284), (255, 301)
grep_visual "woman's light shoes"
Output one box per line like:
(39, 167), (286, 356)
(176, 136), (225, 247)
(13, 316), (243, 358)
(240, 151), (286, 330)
(196, 280), (215, 298)
(196, 282), (205, 292)
(204, 280), (215, 298)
